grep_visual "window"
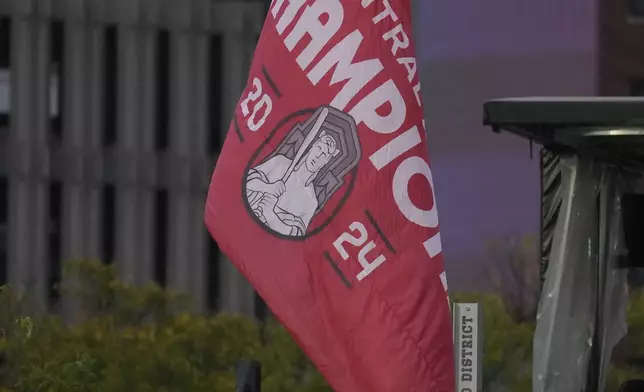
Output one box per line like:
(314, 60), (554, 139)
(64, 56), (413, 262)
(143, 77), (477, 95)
(103, 25), (118, 146)
(155, 30), (170, 151)
(630, 79), (644, 96)
(207, 34), (224, 155)
(153, 188), (168, 286)
(101, 185), (116, 263)
(0, 17), (10, 128)
(0, 176), (6, 224)
(0, 234), (5, 286)
(0, 18), (9, 69)
(254, 292), (268, 322)
(50, 20), (64, 140)
(47, 181), (62, 305)
(629, 0), (644, 18)
(261, 0), (272, 17)
(207, 234), (220, 311)
(0, 176), (7, 286)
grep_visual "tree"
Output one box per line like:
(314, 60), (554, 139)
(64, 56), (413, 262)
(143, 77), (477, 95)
(11, 258), (640, 391)
(484, 235), (541, 323)
(0, 260), (329, 392)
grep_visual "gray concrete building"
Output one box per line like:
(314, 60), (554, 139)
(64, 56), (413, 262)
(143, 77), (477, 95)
(0, 0), (268, 316)
(599, 0), (644, 96)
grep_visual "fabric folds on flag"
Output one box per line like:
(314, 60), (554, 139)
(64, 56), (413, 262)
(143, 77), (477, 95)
(205, 1), (454, 391)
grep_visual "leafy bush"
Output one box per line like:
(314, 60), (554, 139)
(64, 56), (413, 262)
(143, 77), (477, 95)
(606, 289), (644, 391)
(2, 260), (642, 391)
(484, 235), (540, 323)
(451, 289), (644, 392)
(0, 260), (328, 392)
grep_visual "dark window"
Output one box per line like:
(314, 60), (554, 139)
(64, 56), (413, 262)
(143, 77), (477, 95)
(629, 0), (644, 17)
(0, 176), (7, 286)
(0, 176), (6, 223)
(0, 18), (9, 68)
(50, 20), (64, 139)
(0, 17), (11, 128)
(153, 189), (168, 286)
(261, 0), (272, 17)
(155, 30), (170, 151)
(207, 234), (220, 311)
(630, 79), (644, 96)
(254, 292), (268, 322)
(208, 35), (224, 155)
(101, 185), (116, 263)
(48, 181), (62, 304)
(0, 236), (5, 286)
(0, 235), (5, 286)
(103, 25), (118, 146)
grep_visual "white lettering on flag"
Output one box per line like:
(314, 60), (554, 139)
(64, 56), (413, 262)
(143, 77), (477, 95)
(284, 0), (345, 69)
(424, 233), (443, 259)
(369, 126), (422, 170)
(349, 79), (406, 134)
(307, 30), (384, 111)
(266, 0), (446, 281)
(392, 156), (439, 228)
(272, 0), (306, 35)
(382, 24), (410, 56)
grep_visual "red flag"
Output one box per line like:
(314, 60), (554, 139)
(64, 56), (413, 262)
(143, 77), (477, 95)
(205, 1), (454, 391)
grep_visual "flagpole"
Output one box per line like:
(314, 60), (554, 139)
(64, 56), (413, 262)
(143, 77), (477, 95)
(235, 360), (261, 392)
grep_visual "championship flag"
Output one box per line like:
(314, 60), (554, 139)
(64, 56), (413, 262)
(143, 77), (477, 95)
(205, 1), (454, 391)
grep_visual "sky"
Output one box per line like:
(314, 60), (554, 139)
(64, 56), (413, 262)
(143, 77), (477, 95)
(415, 0), (596, 61)
(411, 0), (598, 288)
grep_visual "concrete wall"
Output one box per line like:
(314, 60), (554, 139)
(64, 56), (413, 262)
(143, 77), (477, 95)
(599, 0), (644, 95)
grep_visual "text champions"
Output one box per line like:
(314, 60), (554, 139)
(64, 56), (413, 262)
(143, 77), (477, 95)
(249, 0), (446, 289)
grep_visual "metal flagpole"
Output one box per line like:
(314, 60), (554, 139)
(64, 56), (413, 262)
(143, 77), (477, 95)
(235, 360), (261, 392)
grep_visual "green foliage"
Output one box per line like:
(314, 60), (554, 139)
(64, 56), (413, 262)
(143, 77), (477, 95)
(622, 289), (644, 354)
(484, 235), (540, 323)
(606, 366), (643, 392)
(1, 259), (642, 391)
(0, 260), (333, 392)
(606, 289), (644, 391)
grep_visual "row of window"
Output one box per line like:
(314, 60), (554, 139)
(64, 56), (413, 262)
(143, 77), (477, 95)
(0, 17), (225, 154)
(0, 178), (222, 310)
(0, 17), (8, 128)
(0, 177), (6, 286)
(0, 16), (225, 307)
(0, 15), (265, 316)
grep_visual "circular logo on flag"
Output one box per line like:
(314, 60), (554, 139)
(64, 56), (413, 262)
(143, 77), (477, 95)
(242, 105), (362, 240)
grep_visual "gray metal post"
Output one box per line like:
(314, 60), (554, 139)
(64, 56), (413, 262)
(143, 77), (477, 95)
(235, 360), (261, 392)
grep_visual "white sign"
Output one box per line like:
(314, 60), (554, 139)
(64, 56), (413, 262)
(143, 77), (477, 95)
(453, 302), (481, 392)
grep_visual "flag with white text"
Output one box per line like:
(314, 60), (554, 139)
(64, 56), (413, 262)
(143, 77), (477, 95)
(205, 1), (454, 390)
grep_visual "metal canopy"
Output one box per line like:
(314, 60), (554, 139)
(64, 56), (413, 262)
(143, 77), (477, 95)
(484, 97), (644, 171)
(483, 97), (644, 392)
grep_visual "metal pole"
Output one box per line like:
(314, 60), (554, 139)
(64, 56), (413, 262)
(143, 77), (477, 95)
(586, 191), (604, 392)
(235, 360), (261, 392)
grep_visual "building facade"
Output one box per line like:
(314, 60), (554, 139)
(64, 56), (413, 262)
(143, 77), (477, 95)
(0, 0), (267, 316)
(599, 0), (644, 95)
